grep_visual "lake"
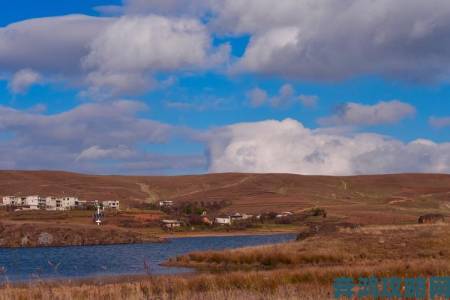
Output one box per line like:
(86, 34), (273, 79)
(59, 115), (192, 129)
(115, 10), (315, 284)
(0, 233), (295, 282)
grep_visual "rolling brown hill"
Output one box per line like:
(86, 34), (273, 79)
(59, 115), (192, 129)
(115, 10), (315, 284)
(1, 171), (449, 224)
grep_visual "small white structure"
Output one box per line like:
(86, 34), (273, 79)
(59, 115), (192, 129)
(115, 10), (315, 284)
(276, 211), (294, 218)
(242, 213), (253, 220)
(103, 200), (120, 210)
(161, 219), (182, 229)
(159, 200), (174, 207)
(214, 216), (231, 225)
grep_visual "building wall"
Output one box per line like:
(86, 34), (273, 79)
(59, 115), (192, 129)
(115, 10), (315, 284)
(103, 200), (120, 209)
(215, 217), (231, 225)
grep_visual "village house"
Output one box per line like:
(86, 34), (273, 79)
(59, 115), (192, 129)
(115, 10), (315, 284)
(161, 219), (182, 229)
(2, 195), (42, 210)
(103, 200), (120, 210)
(61, 197), (77, 209)
(159, 200), (174, 207)
(44, 196), (78, 210)
(2, 196), (21, 206)
(276, 211), (294, 218)
(24, 195), (42, 210)
(230, 213), (243, 222)
(214, 215), (231, 225)
(1, 195), (110, 211)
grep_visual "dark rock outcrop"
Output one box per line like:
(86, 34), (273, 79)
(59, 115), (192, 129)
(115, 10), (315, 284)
(418, 214), (445, 224)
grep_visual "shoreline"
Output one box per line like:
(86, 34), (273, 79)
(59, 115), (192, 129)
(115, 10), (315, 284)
(0, 230), (297, 249)
(160, 228), (298, 239)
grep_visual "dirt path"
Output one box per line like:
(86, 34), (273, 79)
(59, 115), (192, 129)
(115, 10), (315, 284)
(137, 183), (160, 203)
(171, 175), (256, 199)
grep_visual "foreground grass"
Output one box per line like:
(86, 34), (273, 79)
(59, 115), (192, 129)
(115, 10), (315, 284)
(2, 259), (450, 300)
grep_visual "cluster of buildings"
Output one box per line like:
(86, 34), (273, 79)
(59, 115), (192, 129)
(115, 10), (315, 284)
(214, 212), (254, 225)
(1, 195), (119, 211)
(161, 212), (255, 229)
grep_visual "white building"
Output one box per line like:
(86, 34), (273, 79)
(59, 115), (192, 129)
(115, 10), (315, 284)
(161, 219), (182, 229)
(159, 200), (174, 207)
(45, 196), (58, 210)
(2, 196), (20, 206)
(61, 197), (77, 210)
(44, 196), (78, 210)
(275, 211), (294, 218)
(214, 216), (231, 225)
(103, 200), (120, 210)
(23, 195), (42, 210)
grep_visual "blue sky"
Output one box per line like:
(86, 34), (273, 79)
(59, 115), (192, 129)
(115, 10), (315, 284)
(0, 0), (449, 175)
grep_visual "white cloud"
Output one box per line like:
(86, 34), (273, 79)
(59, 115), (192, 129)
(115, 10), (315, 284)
(219, 0), (450, 82)
(318, 100), (416, 126)
(0, 14), (228, 98)
(271, 84), (295, 107)
(0, 101), (198, 173)
(84, 16), (211, 73)
(206, 118), (450, 175)
(0, 100), (171, 148)
(8, 69), (41, 94)
(76, 145), (135, 161)
(247, 87), (268, 107)
(84, 71), (155, 99)
(429, 116), (450, 128)
(82, 15), (228, 96)
(0, 15), (112, 74)
(247, 84), (319, 109)
(298, 95), (318, 108)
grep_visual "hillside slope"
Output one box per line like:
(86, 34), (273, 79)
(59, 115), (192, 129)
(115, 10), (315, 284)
(1, 171), (449, 224)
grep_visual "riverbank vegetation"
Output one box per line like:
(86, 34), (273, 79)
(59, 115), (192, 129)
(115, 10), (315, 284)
(167, 223), (450, 271)
(1, 223), (449, 299)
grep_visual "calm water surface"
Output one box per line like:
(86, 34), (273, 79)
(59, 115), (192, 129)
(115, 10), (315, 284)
(0, 233), (295, 282)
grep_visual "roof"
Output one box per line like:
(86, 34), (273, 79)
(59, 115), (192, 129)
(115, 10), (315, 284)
(161, 219), (181, 224)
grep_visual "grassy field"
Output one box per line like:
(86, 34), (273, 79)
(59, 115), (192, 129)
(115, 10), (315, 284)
(167, 223), (450, 270)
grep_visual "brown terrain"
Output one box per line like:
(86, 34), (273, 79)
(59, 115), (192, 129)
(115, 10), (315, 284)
(1, 170), (449, 224)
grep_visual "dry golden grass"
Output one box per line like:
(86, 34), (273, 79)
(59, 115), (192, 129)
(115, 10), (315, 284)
(2, 259), (450, 300)
(167, 224), (450, 270)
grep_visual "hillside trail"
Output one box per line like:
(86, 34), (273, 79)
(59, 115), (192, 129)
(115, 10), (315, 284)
(169, 175), (257, 199)
(137, 183), (160, 203)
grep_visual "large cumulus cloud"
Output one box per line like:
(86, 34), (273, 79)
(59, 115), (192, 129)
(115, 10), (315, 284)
(83, 15), (229, 97)
(206, 119), (450, 175)
(216, 0), (450, 82)
(0, 13), (228, 97)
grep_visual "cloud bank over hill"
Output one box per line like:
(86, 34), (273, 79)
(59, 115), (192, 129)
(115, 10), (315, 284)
(206, 119), (450, 175)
